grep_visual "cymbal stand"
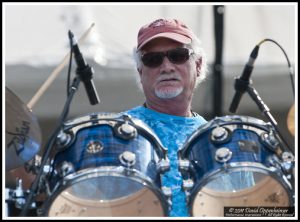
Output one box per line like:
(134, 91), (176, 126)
(247, 84), (295, 195)
(19, 76), (81, 216)
(246, 84), (293, 155)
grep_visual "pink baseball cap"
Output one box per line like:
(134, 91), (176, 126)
(137, 18), (193, 50)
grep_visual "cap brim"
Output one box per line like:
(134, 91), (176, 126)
(138, 32), (192, 50)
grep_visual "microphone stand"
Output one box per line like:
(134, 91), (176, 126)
(246, 84), (294, 155)
(19, 76), (81, 216)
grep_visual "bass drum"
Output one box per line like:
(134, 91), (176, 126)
(178, 115), (294, 217)
(40, 113), (170, 217)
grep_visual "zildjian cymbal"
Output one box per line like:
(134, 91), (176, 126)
(287, 104), (295, 137)
(5, 87), (42, 171)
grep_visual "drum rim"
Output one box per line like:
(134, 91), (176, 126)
(40, 166), (169, 216)
(186, 163), (294, 216)
(64, 112), (123, 126)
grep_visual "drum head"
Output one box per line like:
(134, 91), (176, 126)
(191, 169), (290, 217)
(47, 173), (165, 216)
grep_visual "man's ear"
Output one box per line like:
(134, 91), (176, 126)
(137, 68), (142, 76)
(196, 57), (202, 77)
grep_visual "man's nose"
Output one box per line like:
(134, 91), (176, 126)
(160, 56), (175, 73)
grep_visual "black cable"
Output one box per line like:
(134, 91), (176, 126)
(65, 36), (74, 118)
(253, 38), (295, 155)
(67, 47), (73, 97)
(257, 38), (295, 98)
(19, 76), (80, 216)
(67, 37), (73, 97)
(19, 32), (77, 217)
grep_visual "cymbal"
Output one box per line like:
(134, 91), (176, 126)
(287, 104), (295, 136)
(5, 87), (42, 171)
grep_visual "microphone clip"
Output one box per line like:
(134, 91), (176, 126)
(234, 77), (252, 94)
(76, 64), (94, 83)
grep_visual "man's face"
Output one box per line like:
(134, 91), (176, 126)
(138, 38), (201, 103)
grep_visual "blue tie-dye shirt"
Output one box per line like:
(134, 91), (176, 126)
(123, 106), (207, 217)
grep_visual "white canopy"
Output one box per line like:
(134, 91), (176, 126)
(4, 3), (296, 67)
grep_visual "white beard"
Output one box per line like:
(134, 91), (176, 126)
(155, 86), (183, 99)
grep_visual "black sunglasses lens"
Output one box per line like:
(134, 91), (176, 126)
(142, 52), (164, 67)
(142, 48), (191, 67)
(168, 48), (190, 64)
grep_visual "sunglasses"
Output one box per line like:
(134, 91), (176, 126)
(141, 48), (193, 68)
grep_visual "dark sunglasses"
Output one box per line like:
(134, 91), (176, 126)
(141, 48), (193, 68)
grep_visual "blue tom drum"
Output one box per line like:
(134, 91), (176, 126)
(41, 113), (170, 217)
(178, 115), (294, 217)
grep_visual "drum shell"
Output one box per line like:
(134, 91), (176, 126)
(181, 126), (275, 182)
(52, 124), (161, 186)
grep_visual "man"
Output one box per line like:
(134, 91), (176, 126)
(123, 18), (208, 216)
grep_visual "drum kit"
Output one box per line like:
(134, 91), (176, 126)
(5, 87), (171, 216)
(4, 85), (295, 217)
(4, 25), (295, 217)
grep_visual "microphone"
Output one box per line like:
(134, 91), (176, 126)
(229, 45), (259, 113)
(68, 30), (100, 105)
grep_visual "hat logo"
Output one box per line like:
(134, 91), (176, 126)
(150, 19), (171, 28)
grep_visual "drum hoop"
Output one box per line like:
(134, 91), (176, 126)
(42, 166), (169, 216)
(61, 113), (167, 158)
(187, 162), (293, 207)
(62, 166), (157, 186)
(199, 162), (287, 185)
(64, 112), (123, 126)
(179, 115), (273, 157)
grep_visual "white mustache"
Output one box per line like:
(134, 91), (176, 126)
(155, 73), (182, 83)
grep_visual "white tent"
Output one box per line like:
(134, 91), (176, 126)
(4, 2), (296, 127)
(5, 3), (296, 67)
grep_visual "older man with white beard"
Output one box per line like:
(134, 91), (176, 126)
(123, 18), (208, 216)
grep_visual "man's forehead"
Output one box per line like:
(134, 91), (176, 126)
(141, 38), (184, 51)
